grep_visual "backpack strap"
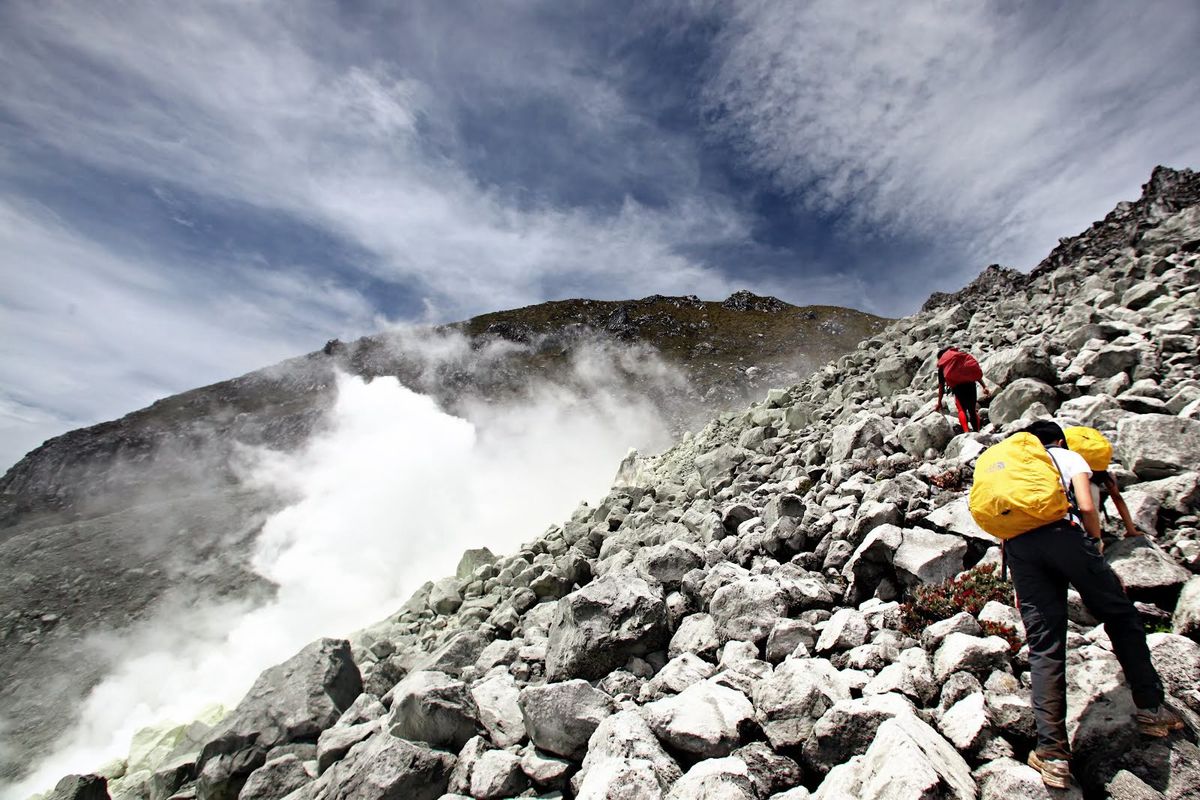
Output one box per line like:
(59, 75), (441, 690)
(1044, 444), (1082, 528)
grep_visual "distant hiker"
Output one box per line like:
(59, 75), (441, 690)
(935, 346), (990, 433)
(977, 420), (1182, 789)
(1064, 425), (1147, 540)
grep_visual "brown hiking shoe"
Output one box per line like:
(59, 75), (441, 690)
(1028, 751), (1071, 789)
(1136, 705), (1185, 737)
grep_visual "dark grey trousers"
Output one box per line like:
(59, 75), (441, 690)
(1006, 521), (1164, 760)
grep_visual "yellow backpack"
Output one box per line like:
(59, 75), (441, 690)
(969, 432), (1071, 540)
(1064, 426), (1112, 472)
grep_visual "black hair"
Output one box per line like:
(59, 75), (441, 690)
(1024, 420), (1066, 446)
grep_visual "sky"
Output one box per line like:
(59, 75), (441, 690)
(2, 0), (1199, 470)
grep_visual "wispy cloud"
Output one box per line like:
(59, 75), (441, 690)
(0, 198), (382, 468)
(0, 1), (744, 466)
(701, 0), (1200, 283)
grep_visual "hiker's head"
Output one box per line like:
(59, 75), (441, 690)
(937, 346), (954, 358)
(1025, 420), (1066, 447)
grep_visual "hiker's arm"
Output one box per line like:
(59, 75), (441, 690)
(936, 367), (945, 404)
(978, 377), (990, 397)
(1107, 475), (1143, 537)
(1072, 473), (1102, 541)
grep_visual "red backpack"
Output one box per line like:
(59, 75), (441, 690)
(938, 348), (982, 386)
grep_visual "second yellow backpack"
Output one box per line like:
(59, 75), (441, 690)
(969, 432), (1071, 540)
(1064, 426), (1113, 472)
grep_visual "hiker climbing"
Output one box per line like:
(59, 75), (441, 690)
(968, 420), (1183, 790)
(935, 346), (990, 433)
(1064, 425), (1147, 541)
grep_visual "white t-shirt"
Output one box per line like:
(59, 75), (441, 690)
(1047, 446), (1092, 524)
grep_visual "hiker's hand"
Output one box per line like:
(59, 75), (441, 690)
(982, 386), (991, 398)
(1125, 528), (1145, 538)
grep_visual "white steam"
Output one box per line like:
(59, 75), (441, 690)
(6, 343), (679, 799)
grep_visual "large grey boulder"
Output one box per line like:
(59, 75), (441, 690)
(932, 633), (1010, 681)
(897, 413), (955, 457)
(814, 608), (869, 654)
(1128, 472), (1200, 513)
(429, 577), (463, 615)
(812, 713), (975, 800)
(519, 679), (614, 759)
(316, 722), (378, 774)
(922, 497), (997, 544)
(1057, 394), (1126, 428)
(874, 355), (919, 397)
(639, 652), (716, 702)
(733, 741), (803, 798)
(1104, 537), (1191, 603)
(576, 709), (682, 792)
(197, 639), (362, 800)
(709, 576), (789, 644)
(988, 378), (1059, 425)
(892, 528), (968, 589)
(46, 775), (109, 800)
(981, 347), (1057, 386)
(469, 750), (527, 799)
(469, 671), (525, 748)
(665, 757), (757, 800)
(974, 757), (1084, 799)
(545, 572), (668, 681)
(1147, 633), (1200, 700)
(386, 671), (478, 750)
(862, 648), (937, 706)
(842, 523), (903, 604)
(802, 693), (915, 774)
(1072, 345), (1142, 380)
(1118, 414), (1200, 478)
(240, 754), (312, 800)
(830, 414), (888, 462)
(634, 540), (705, 589)
(1173, 576), (1200, 639)
(456, 548), (497, 580)
(642, 680), (755, 758)
(574, 758), (665, 800)
(695, 444), (747, 488)
(302, 733), (454, 800)
(937, 692), (991, 751)
(413, 630), (490, 677)
(1104, 770), (1166, 800)
(753, 658), (850, 748)
(669, 612), (721, 660)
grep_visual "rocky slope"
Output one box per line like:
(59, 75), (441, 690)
(0, 294), (883, 782)
(38, 166), (1200, 800)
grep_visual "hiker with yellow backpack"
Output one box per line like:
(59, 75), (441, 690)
(1063, 425), (1147, 541)
(969, 420), (1182, 790)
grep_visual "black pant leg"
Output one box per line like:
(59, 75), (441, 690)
(1057, 535), (1164, 709)
(952, 382), (980, 431)
(1007, 529), (1072, 759)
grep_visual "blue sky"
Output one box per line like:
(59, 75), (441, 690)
(2, 0), (1199, 470)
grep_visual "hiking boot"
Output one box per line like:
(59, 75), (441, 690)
(1136, 705), (1185, 737)
(1028, 751), (1071, 789)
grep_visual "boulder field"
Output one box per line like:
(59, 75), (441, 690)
(49, 168), (1200, 800)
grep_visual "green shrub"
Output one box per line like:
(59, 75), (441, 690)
(900, 563), (1015, 638)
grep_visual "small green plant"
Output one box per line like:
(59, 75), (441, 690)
(1145, 618), (1173, 635)
(900, 563), (1015, 638)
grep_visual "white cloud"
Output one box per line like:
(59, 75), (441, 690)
(0, 1), (741, 314)
(702, 0), (1200, 280)
(0, 198), (382, 469)
(0, 1), (750, 464)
